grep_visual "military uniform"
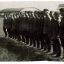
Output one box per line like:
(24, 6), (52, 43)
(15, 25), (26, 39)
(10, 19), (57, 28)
(51, 12), (61, 57)
(43, 13), (51, 52)
(60, 17), (64, 48)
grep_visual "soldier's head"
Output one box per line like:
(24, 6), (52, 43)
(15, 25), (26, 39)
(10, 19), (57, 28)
(12, 14), (16, 19)
(40, 11), (44, 17)
(30, 11), (33, 18)
(24, 11), (27, 17)
(18, 12), (21, 17)
(27, 11), (33, 18)
(43, 9), (49, 15)
(9, 14), (12, 18)
(53, 11), (59, 20)
(59, 8), (64, 17)
(34, 11), (38, 18)
(18, 12), (23, 17)
(4, 14), (7, 19)
(16, 14), (19, 18)
(11, 14), (14, 19)
(32, 12), (35, 18)
(18, 12), (21, 15)
(49, 11), (54, 19)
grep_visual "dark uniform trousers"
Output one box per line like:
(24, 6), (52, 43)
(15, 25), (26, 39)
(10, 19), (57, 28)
(43, 34), (51, 52)
(52, 38), (61, 56)
(51, 19), (61, 56)
(60, 17), (64, 49)
(43, 17), (51, 51)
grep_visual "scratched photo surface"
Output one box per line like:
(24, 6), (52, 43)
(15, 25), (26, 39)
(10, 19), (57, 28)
(0, 1), (64, 61)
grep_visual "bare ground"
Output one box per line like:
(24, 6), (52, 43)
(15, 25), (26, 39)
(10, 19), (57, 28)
(0, 37), (63, 61)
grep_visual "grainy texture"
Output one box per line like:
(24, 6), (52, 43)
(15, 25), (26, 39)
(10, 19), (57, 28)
(0, 37), (62, 61)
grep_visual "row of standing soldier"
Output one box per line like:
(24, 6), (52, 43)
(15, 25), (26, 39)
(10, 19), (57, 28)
(3, 8), (64, 58)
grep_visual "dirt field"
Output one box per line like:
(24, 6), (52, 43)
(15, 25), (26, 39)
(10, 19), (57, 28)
(0, 37), (62, 61)
(0, 37), (46, 61)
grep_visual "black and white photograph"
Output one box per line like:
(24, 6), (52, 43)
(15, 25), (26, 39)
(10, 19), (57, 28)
(0, 1), (64, 61)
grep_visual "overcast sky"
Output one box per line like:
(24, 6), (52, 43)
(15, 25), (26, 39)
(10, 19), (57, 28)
(0, 1), (64, 11)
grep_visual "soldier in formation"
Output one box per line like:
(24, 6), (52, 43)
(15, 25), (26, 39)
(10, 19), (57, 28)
(3, 8), (64, 58)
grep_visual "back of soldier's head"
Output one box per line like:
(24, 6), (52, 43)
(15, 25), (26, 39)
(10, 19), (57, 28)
(59, 8), (64, 17)
(53, 11), (59, 20)
(54, 12), (59, 16)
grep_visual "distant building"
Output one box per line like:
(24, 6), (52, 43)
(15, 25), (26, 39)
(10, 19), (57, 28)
(58, 4), (64, 9)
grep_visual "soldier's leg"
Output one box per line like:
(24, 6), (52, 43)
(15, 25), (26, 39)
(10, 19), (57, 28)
(41, 40), (44, 49)
(60, 37), (64, 58)
(40, 34), (44, 49)
(4, 30), (7, 37)
(43, 34), (47, 51)
(12, 30), (14, 39)
(32, 32), (36, 47)
(53, 39), (57, 55)
(22, 31), (25, 42)
(60, 37), (64, 49)
(29, 33), (32, 46)
(7, 29), (10, 37)
(8, 29), (12, 38)
(26, 37), (29, 44)
(53, 39), (61, 57)
(46, 35), (51, 52)
(28, 32), (31, 45)
(33, 37), (36, 47)
(37, 39), (40, 48)
(3, 28), (7, 37)
(14, 29), (17, 39)
(56, 42), (61, 57)
(53, 39), (60, 55)
(37, 33), (41, 49)
(30, 36), (33, 46)
(22, 35), (25, 42)
(25, 31), (29, 45)
(17, 35), (21, 41)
